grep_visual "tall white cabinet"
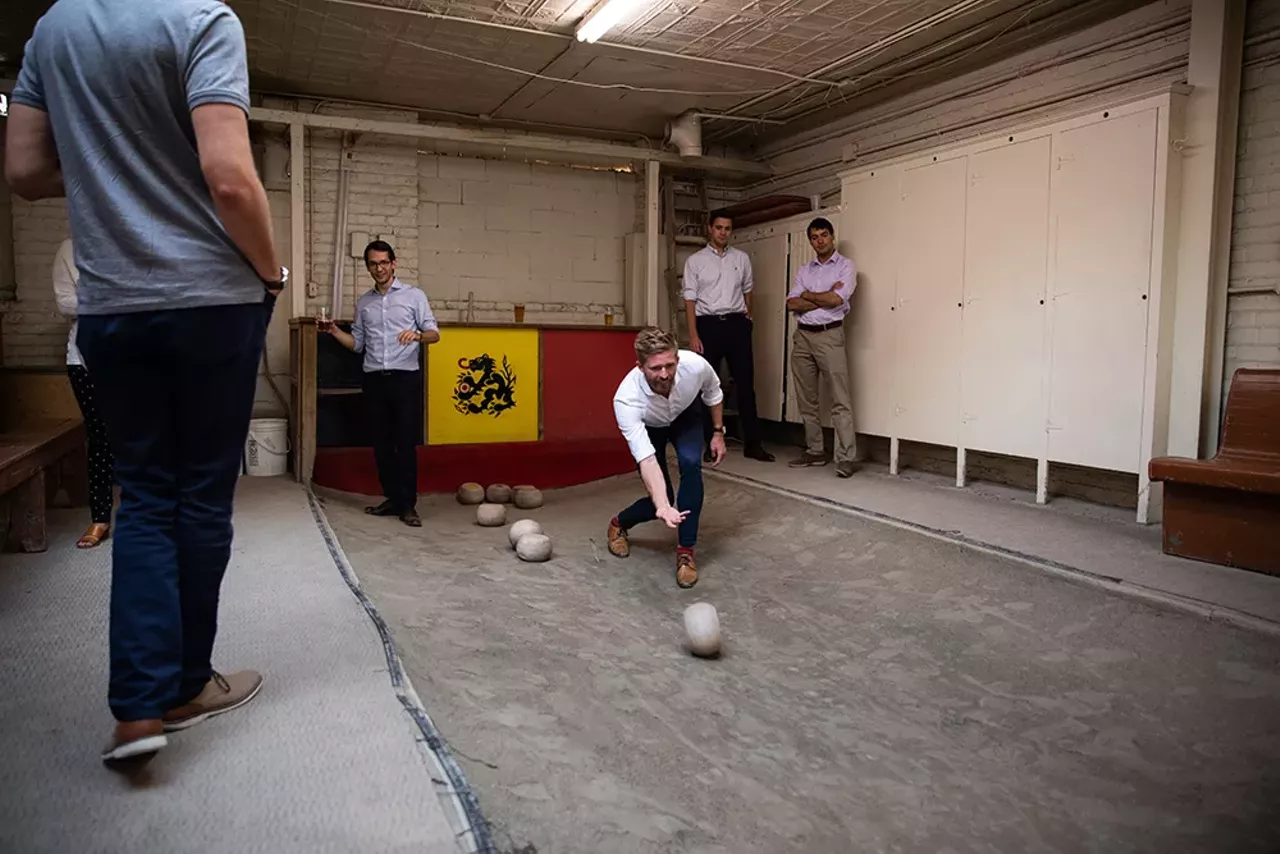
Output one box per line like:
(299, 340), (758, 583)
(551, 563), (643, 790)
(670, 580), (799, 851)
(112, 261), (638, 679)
(833, 93), (1186, 523)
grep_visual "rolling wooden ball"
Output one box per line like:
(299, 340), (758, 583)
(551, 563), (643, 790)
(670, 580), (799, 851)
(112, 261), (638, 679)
(683, 602), (721, 658)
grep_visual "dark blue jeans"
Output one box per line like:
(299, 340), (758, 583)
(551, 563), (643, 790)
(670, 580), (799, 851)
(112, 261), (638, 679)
(78, 292), (275, 722)
(616, 402), (704, 548)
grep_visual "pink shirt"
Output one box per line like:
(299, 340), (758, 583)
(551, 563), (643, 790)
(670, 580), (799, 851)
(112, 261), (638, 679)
(789, 251), (855, 326)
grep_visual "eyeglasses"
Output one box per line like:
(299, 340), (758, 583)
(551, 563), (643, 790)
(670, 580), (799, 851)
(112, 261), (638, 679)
(367, 260), (393, 269)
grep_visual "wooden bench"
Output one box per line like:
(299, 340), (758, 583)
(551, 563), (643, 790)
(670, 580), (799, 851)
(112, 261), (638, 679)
(1148, 368), (1280, 576)
(0, 419), (88, 553)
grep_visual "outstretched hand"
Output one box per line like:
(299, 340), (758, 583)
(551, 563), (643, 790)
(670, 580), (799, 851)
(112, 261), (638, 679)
(656, 505), (689, 529)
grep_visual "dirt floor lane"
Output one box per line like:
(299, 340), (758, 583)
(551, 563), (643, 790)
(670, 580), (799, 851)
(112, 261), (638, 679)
(320, 476), (1280, 854)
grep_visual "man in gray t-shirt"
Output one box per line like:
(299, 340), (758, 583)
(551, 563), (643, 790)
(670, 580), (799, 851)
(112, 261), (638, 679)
(6, 0), (286, 768)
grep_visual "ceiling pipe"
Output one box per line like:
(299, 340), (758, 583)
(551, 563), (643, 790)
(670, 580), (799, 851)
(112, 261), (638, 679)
(665, 110), (702, 157)
(247, 105), (773, 179)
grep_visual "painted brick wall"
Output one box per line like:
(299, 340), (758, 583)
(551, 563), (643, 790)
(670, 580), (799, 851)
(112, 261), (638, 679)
(1226, 0), (1280, 380)
(2, 199), (69, 368)
(419, 155), (637, 325)
(306, 124), (421, 318)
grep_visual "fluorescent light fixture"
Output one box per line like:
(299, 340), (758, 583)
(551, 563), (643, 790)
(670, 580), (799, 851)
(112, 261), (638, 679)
(575, 0), (646, 43)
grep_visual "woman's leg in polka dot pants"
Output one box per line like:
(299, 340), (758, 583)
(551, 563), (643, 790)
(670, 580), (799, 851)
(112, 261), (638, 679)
(68, 364), (116, 525)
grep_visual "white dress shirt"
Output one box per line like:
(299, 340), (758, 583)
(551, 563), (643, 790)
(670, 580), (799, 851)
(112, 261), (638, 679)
(351, 278), (439, 373)
(51, 238), (83, 366)
(681, 245), (753, 316)
(613, 349), (724, 463)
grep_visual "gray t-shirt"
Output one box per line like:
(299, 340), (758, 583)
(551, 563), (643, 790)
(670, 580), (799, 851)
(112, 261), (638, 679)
(11, 0), (263, 315)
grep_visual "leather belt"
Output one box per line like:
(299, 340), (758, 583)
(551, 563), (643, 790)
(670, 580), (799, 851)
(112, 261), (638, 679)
(797, 320), (843, 332)
(697, 312), (746, 321)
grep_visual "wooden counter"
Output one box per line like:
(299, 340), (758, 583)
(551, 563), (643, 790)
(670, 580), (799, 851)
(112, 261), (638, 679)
(288, 318), (642, 491)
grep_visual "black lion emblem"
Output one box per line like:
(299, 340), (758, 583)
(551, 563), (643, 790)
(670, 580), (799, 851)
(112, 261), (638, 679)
(453, 353), (517, 416)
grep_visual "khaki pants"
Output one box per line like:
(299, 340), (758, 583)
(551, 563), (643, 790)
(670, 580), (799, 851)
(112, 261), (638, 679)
(790, 326), (856, 463)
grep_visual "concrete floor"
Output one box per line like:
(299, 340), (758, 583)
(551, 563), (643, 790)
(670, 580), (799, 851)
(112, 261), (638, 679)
(712, 444), (1280, 631)
(321, 475), (1280, 854)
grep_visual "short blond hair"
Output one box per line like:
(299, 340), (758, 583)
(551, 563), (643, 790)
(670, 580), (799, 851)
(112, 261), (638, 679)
(634, 326), (677, 364)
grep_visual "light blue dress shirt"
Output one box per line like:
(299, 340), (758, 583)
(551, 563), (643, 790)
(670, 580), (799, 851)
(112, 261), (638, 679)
(351, 278), (439, 372)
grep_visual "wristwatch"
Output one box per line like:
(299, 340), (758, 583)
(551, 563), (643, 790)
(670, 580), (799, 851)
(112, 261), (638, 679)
(712, 426), (726, 435)
(262, 266), (289, 291)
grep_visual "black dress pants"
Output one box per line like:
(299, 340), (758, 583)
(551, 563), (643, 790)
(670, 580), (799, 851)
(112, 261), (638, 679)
(695, 312), (761, 448)
(362, 369), (422, 512)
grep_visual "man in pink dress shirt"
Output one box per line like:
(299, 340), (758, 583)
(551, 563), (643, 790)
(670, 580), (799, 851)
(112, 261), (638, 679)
(786, 217), (859, 477)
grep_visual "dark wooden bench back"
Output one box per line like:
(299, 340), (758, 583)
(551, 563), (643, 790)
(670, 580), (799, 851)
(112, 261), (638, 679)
(1218, 368), (1280, 459)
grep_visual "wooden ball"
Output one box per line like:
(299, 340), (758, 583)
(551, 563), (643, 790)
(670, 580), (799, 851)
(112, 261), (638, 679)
(486, 483), (513, 504)
(508, 518), (543, 548)
(456, 482), (485, 505)
(476, 503), (507, 527)
(683, 603), (721, 658)
(516, 533), (553, 562)
(512, 485), (543, 509)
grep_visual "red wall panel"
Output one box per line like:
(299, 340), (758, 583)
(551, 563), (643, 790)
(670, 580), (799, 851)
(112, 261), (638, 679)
(541, 328), (637, 441)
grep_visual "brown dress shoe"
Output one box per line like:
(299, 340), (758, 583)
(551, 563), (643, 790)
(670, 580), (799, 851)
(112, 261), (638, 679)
(163, 670), (264, 732)
(102, 718), (166, 767)
(607, 517), (630, 558)
(676, 550), (698, 588)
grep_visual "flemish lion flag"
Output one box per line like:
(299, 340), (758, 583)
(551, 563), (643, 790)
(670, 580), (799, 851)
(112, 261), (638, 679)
(427, 328), (540, 445)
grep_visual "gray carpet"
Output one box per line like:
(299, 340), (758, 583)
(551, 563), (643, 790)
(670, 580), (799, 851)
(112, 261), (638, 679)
(0, 477), (466, 854)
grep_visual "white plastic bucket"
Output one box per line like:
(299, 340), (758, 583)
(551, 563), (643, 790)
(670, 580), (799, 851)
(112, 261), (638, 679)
(244, 417), (290, 477)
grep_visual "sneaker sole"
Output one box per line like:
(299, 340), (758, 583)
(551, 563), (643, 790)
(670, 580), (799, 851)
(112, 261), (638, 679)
(102, 734), (167, 764)
(162, 677), (264, 733)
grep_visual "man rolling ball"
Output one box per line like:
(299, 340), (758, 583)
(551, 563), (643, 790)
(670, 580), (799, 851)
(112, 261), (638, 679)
(606, 327), (726, 588)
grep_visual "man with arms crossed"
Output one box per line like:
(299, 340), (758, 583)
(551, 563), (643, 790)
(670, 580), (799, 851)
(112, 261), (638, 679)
(7, 0), (286, 766)
(606, 327), (726, 588)
(683, 210), (775, 463)
(326, 240), (440, 527)
(786, 217), (860, 478)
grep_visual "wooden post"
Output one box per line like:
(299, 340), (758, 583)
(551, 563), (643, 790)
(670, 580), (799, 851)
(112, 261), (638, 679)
(6, 471), (47, 553)
(644, 160), (660, 326)
(663, 176), (679, 336)
(289, 121), (307, 321)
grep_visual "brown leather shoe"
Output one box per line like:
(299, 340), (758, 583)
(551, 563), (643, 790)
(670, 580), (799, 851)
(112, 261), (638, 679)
(102, 718), (166, 767)
(607, 517), (630, 558)
(676, 550), (698, 588)
(163, 670), (264, 732)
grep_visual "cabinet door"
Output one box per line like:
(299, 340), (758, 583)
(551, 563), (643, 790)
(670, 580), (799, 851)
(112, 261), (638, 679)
(842, 172), (900, 437)
(894, 156), (967, 446)
(960, 137), (1052, 458)
(1046, 110), (1156, 473)
(738, 233), (789, 422)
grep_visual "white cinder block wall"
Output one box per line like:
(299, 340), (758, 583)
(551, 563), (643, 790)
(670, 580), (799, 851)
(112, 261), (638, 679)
(1226, 0), (1280, 381)
(419, 156), (635, 324)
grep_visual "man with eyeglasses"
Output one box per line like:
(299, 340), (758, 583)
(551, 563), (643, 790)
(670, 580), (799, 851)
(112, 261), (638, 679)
(326, 240), (440, 526)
